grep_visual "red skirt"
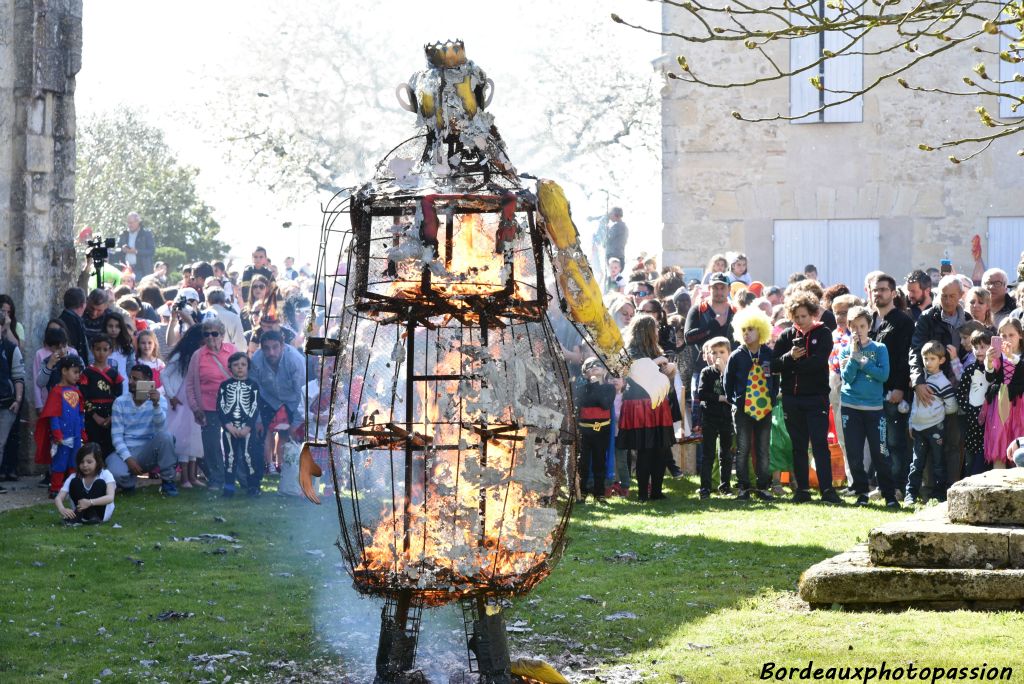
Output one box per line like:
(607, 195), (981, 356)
(617, 398), (674, 450)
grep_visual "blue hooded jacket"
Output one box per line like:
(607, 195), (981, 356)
(838, 339), (890, 410)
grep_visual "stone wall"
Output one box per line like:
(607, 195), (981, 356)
(0, 0), (81, 469)
(660, 6), (1024, 283)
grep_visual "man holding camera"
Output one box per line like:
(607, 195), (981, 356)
(107, 364), (177, 496)
(117, 212), (156, 277)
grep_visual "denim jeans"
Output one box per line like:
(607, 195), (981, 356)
(882, 401), (910, 491)
(733, 408), (771, 491)
(0, 406), (17, 475)
(690, 374), (703, 472)
(201, 410), (225, 488)
(841, 407), (895, 499)
(908, 423), (947, 501)
(614, 448), (633, 490)
(106, 432), (177, 489)
(782, 394), (833, 493)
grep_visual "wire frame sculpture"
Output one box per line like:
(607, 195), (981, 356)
(298, 40), (621, 682)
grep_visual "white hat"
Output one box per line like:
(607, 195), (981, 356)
(179, 287), (200, 301)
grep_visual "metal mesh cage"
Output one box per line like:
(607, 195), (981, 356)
(306, 182), (576, 607)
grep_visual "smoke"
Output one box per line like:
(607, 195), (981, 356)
(294, 499), (474, 683)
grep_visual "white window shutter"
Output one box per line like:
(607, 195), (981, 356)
(822, 26), (864, 122)
(790, 10), (822, 124)
(774, 220), (828, 284)
(1000, 29), (1024, 120)
(826, 220), (879, 288)
(988, 217), (1024, 278)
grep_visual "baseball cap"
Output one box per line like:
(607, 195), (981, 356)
(178, 287), (200, 302)
(708, 272), (729, 286)
(581, 357), (602, 373)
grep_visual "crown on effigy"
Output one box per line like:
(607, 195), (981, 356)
(424, 40), (467, 68)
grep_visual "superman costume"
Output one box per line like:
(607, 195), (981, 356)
(35, 384), (86, 494)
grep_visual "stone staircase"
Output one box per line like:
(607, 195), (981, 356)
(799, 469), (1024, 610)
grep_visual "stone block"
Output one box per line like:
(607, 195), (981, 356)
(799, 544), (1024, 608)
(868, 515), (1024, 569)
(24, 134), (53, 173)
(709, 190), (740, 221)
(947, 469), (1024, 526)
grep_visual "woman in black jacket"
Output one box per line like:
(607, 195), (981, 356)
(772, 291), (842, 504)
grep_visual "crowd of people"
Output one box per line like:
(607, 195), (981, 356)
(572, 238), (1024, 508)
(1, 206), (1022, 523)
(0, 223), (316, 524)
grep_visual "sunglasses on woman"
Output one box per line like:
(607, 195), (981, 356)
(203, 331), (221, 338)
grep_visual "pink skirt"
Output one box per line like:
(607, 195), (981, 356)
(983, 396), (1023, 465)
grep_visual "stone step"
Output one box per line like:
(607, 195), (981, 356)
(868, 511), (1024, 569)
(947, 469), (1024, 525)
(799, 544), (1024, 610)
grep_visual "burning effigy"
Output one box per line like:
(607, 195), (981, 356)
(300, 40), (626, 683)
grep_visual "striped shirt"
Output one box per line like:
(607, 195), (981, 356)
(111, 394), (168, 461)
(909, 371), (957, 432)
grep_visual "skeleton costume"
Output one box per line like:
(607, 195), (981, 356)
(216, 377), (261, 494)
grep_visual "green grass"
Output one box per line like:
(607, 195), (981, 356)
(1, 478), (1022, 683)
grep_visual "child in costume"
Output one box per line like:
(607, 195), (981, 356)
(216, 352), (261, 497)
(54, 443), (115, 524)
(575, 356), (618, 504)
(956, 327), (992, 477)
(78, 335), (123, 459)
(725, 307), (777, 501)
(35, 356), (86, 496)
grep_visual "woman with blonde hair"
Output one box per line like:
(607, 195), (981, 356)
(701, 253), (728, 285)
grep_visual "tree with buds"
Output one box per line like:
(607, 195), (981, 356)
(612, 1), (1024, 163)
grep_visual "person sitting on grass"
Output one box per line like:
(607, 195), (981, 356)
(34, 356), (85, 498)
(54, 443), (115, 525)
(724, 307), (776, 501)
(217, 352), (262, 498)
(107, 364), (177, 497)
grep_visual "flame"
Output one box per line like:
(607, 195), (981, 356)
(343, 331), (561, 604)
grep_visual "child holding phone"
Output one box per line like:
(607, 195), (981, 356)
(983, 318), (1024, 467)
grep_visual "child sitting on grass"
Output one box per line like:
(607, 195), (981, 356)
(55, 443), (115, 524)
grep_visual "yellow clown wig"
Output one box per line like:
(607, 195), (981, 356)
(732, 307), (772, 347)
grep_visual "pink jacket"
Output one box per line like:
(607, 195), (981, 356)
(184, 343), (236, 413)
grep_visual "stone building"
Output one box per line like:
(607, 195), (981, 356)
(0, 0), (81, 466)
(660, 5), (1024, 287)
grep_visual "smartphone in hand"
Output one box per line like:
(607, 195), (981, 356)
(992, 336), (1003, 355)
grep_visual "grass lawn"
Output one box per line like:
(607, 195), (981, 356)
(1, 476), (1022, 683)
